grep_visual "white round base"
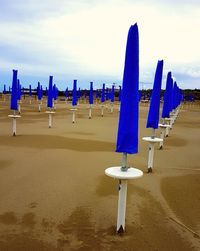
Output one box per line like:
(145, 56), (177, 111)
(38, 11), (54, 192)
(105, 166), (143, 180)
(142, 136), (163, 143)
(45, 111), (55, 114)
(70, 108), (77, 111)
(159, 123), (171, 128)
(8, 115), (21, 118)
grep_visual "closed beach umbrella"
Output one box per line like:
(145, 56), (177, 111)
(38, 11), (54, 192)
(105, 24), (143, 234)
(37, 82), (42, 100)
(162, 72), (173, 119)
(72, 80), (77, 106)
(29, 85), (32, 97)
(111, 85), (115, 103)
(116, 24), (139, 154)
(10, 70), (18, 111)
(47, 76), (53, 109)
(146, 60), (164, 129)
(119, 86), (122, 102)
(101, 84), (105, 103)
(17, 79), (22, 101)
(89, 82), (93, 105)
(3, 84), (6, 94)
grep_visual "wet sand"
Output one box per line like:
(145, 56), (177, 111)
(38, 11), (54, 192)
(0, 96), (199, 250)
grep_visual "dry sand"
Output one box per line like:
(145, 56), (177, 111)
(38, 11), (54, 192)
(0, 96), (199, 251)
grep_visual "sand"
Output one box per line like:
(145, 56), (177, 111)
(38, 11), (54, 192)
(0, 96), (199, 251)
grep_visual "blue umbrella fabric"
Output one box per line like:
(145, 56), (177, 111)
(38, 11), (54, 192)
(10, 70), (18, 111)
(118, 86), (122, 102)
(47, 76), (53, 109)
(3, 85), (6, 94)
(162, 72), (173, 118)
(101, 84), (105, 103)
(146, 60), (164, 129)
(29, 85), (32, 97)
(116, 24), (139, 154)
(111, 85), (115, 103)
(89, 82), (94, 105)
(17, 79), (22, 101)
(37, 82), (42, 100)
(72, 80), (77, 106)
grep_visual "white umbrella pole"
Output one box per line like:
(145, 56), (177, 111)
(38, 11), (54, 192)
(117, 153), (128, 233)
(111, 103), (114, 113)
(38, 103), (41, 112)
(72, 110), (76, 123)
(159, 128), (164, 149)
(117, 179), (128, 233)
(13, 110), (16, 136)
(148, 143), (154, 173)
(49, 113), (52, 128)
(101, 105), (104, 117)
(18, 103), (21, 114)
(89, 105), (92, 119)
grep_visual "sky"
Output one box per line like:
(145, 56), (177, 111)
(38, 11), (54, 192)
(0, 0), (199, 90)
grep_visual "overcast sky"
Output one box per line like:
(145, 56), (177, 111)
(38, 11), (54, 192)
(0, 0), (199, 90)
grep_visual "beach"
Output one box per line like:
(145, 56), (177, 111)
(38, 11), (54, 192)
(0, 97), (199, 251)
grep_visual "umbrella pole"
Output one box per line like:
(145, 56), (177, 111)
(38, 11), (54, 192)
(111, 103), (114, 113)
(13, 110), (16, 136)
(38, 102), (41, 112)
(101, 105), (104, 117)
(49, 111), (52, 128)
(159, 128), (164, 149)
(18, 103), (21, 114)
(72, 110), (76, 123)
(89, 105), (92, 119)
(117, 179), (127, 233)
(117, 152), (128, 233)
(147, 143), (154, 173)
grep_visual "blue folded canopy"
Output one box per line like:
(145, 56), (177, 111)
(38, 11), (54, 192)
(72, 80), (77, 106)
(47, 76), (53, 108)
(146, 60), (164, 129)
(89, 82), (94, 105)
(116, 23), (139, 154)
(10, 70), (18, 110)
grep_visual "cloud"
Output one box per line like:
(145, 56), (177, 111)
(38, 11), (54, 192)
(0, 0), (199, 90)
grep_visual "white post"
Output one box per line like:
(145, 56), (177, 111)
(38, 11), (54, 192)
(101, 105), (104, 117)
(49, 113), (52, 128)
(13, 118), (16, 136)
(89, 105), (92, 119)
(111, 103), (114, 113)
(38, 103), (41, 112)
(159, 128), (164, 149)
(165, 126), (169, 137)
(18, 104), (21, 114)
(147, 143), (154, 173)
(29, 98), (32, 104)
(117, 179), (128, 233)
(72, 110), (75, 123)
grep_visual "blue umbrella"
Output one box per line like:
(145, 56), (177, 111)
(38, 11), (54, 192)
(118, 86), (122, 102)
(146, 60), (164, 129)
(47, 76), (53, 109)
(111, 85), (115, 103)
(116, 24), (139, 155)
(101, 84), (105, 103)
(17, 79), (22, 101)
(72, 80), (77, 106)
(10, 70), (18, 111)
(162, 72), (173, 118)
(3, 84), (6, 95)
(89, 82), (93, 105)
(37, 82), (42, 100)
(29, 85), (32, 97)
